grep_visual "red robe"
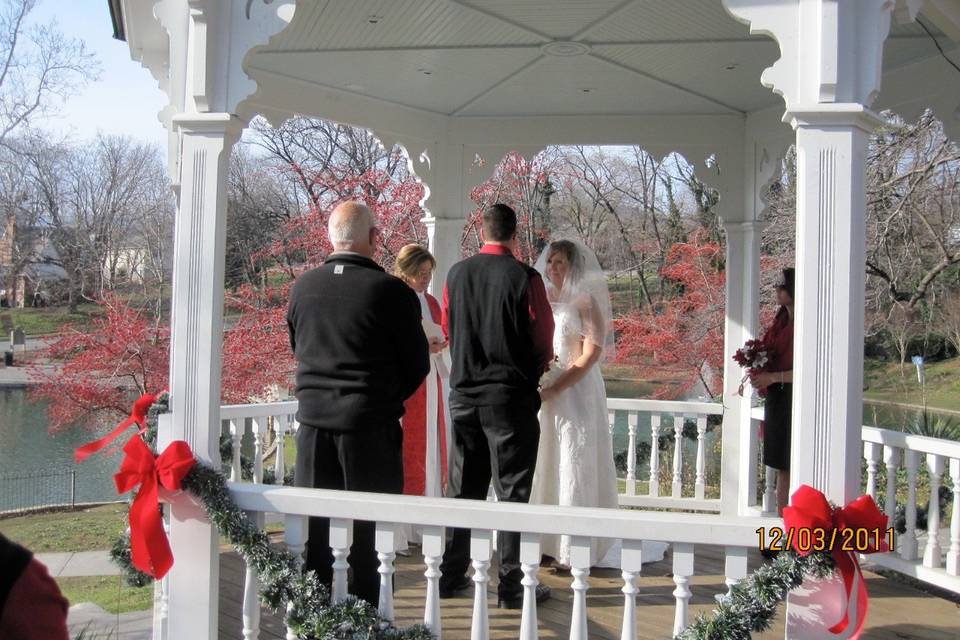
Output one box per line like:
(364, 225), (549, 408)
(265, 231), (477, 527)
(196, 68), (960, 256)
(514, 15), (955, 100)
(401, 292), (448, 496)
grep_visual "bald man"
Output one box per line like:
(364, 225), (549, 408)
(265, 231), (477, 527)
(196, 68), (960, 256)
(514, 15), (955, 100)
(288, 201), (430, 605)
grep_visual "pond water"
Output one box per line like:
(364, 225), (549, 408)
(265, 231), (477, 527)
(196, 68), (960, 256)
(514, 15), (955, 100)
(0, 388), (118, 512)
(0, 383), (954, 511)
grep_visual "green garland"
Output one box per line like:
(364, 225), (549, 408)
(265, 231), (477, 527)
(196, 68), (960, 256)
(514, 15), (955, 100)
(676, 548), (836, 640)
(111, 394), (846, 639)
(110, 393), (432, 640)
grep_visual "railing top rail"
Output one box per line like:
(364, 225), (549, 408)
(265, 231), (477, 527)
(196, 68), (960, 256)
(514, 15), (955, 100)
(228, 483), (777, 545)
(605, 397), (723, 415)
(861, 425), (960, 459)
(220, 400), (298, 420)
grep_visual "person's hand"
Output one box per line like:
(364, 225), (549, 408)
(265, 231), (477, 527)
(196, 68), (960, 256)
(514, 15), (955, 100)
(428, 337), (448, 354)
(540, 385), (558, 403)
(751, 372), (774, 389)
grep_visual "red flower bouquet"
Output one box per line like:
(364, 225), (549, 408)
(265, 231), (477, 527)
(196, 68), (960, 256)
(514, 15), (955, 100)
(733, 338), (773, 398)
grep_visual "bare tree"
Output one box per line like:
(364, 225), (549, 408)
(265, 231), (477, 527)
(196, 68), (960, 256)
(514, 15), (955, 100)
(0, 0), (99, 146)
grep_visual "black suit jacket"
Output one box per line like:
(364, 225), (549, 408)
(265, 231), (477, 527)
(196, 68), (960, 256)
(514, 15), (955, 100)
(287, 253), (429, 431)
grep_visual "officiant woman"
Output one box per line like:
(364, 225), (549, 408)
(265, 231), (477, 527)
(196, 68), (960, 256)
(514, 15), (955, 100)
(395, 244), (449, 497)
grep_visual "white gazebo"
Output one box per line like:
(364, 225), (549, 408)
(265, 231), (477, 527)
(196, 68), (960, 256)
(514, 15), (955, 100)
(108, 1), (960, 638)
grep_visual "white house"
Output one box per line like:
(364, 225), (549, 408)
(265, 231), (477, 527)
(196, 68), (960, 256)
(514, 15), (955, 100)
(106, 1), (960, 638)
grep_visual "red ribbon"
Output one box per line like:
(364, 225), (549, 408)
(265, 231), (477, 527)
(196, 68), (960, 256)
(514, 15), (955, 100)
(75, 392), (160, 463)
(783, 484), (889, 639)
(114, 436), (195, 579)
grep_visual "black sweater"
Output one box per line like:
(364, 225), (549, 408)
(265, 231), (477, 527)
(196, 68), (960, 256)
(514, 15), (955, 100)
(287, 253), (429, 431)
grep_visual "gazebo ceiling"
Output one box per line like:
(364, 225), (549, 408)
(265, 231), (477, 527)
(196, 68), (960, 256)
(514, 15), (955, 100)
(245, 0), (955, 118)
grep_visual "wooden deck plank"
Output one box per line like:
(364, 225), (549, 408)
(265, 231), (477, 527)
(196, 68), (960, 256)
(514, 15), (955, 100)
(215, 544), (959, 639)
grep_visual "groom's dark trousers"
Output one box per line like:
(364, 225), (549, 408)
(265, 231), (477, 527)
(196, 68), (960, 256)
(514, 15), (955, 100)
(440, 398), (541, 594)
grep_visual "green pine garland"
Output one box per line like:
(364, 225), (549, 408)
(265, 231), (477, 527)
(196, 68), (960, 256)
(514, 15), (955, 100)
(109, 393), (432, 640)
(675, 549), (836, 639)
(111, 393), (847, 639)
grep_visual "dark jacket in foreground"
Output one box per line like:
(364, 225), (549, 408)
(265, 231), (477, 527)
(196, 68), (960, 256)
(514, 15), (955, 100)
(287, 253), (430, 431)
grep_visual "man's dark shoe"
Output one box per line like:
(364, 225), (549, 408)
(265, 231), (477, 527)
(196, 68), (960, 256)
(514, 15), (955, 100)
(439, 574), (472, 599)
(497, 584), (550, 609)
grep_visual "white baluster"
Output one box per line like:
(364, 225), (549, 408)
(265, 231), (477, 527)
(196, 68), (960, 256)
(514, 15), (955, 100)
(519, 532), (540, 640)
(252, 417), (266, 484)
(242, 511), (264, 640)
(649, 415), (660, 497)
(422, 526), (444, 637)
(151, 519), (170, 640)
(273, 416), (286, 485)
(883, 446), (901, 527)
(568, 537), (591, 640)
(672, 543), (694, 636)
(672, 415), (684, 498)
(330, 519), (352, 604)
(946, 458), (960, 576)
(694, 415), (707, 500)
(608, 410), (616, 437)
(626, 413), (638, 496)
(229, 419), (243, 482)
(723, 546), (747, 598)
(376, 523), (398, 621)
(864, 442), (881, 499)
(902, 450), (920, 561)
(284, 514), (307, 640)
(762, 466), (777, 515)
(620, 539), (642, 640)
(923, 454), (945, 568)
(470, 530), (492, 640)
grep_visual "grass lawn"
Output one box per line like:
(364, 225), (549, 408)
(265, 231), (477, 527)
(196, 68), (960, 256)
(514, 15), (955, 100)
(56, 575), (153, 614)
(0, 504), (127, 553)
(863, 357), (960, 413)
(3, 304), (99, 336)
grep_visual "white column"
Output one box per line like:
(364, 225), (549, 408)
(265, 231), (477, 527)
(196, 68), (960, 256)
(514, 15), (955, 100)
(161, 113), (242, 640)
(788, 106), (877, 504)
(720, 219), (760, 515)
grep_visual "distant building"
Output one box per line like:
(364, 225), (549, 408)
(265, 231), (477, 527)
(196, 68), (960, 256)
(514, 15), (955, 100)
(0, 216), (67, 308)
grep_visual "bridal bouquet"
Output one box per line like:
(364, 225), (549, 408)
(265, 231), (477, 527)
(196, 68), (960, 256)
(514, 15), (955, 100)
(539, 356), (562, 390)
(733, 338), (772, 398)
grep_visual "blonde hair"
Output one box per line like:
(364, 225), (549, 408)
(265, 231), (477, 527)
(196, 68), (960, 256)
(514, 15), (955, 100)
(395, 244), (436, 282)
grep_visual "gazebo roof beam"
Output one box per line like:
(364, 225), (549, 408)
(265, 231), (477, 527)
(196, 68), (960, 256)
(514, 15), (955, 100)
(587, 52), (744, 115)
(568, 0), (639, 41)
(255, 32), (948, 56)
(443, 0), (552, 42)
(450, 55), (547, 116)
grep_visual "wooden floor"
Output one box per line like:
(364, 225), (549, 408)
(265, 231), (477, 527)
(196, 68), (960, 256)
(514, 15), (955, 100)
(217, 544), (960, 639)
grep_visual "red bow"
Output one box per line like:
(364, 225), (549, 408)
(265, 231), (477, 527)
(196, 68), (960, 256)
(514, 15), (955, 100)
(114, 436), (195, 579)
(75, 392), (160, 463)
(783, 484), (888, 639)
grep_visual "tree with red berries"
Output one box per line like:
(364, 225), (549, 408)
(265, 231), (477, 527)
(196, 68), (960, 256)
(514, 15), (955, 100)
(615, 229), (726, 399)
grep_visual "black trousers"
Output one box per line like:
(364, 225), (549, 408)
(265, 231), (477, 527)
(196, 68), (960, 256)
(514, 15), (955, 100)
(439, 398), (540, 596)
(294, 423), (404, 606)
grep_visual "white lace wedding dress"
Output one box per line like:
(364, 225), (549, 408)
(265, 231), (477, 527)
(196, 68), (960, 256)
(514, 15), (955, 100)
(530, 299), (668, 568)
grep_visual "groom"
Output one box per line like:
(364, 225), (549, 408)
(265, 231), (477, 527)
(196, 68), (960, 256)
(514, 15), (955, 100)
(439, 203), (554, 608)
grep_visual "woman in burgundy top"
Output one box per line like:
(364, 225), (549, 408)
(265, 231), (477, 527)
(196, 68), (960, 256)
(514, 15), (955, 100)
(752, 268), (794, 515)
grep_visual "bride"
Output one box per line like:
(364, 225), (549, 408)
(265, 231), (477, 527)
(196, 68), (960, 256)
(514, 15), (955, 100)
(530, 239), (667, 569)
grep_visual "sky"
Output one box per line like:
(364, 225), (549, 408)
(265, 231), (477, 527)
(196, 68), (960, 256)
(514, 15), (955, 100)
(30, 0), (168, 147)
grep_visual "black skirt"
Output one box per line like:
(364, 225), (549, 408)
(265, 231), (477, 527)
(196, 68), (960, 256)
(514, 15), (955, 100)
(762, 383), (792, 471)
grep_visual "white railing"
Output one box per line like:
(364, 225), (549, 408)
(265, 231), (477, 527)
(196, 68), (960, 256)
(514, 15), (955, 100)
(220, 401), (298, 484)
(748, 408), (960, 595)
(219, 396), (960, 612)
(860, 426), (960, 594)
(224, 483), (778, 640)
(219, 398), (725, 512)
(606, 398), (724, 512)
